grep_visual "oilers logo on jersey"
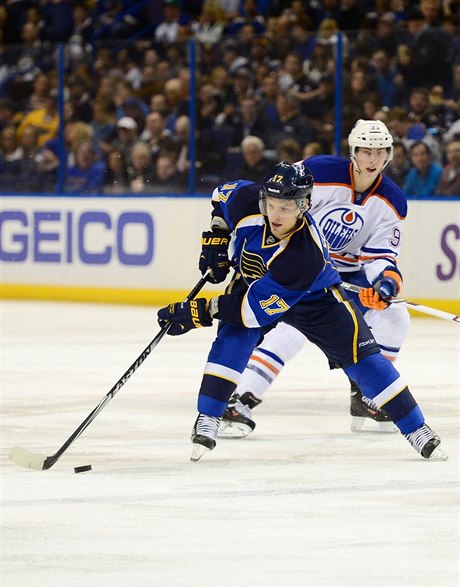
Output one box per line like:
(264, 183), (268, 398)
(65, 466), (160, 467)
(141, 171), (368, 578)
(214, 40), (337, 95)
(317, 207), (364, 251)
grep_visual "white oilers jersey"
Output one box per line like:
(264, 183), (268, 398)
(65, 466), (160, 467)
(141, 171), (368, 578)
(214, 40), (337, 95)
(303, 155), (407, 284)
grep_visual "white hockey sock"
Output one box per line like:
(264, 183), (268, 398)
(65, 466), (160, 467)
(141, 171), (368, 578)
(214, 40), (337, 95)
(236, 347), (285, 401)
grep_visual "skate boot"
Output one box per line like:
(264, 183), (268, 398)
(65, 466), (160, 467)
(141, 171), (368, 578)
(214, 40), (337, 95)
(190, 413), (221, 462)
(350, 381), (398, 433)
(218, 392), (262, 439)
(404, 424), (448, 460)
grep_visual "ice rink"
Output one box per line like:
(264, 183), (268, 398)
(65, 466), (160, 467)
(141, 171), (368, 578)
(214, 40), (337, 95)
(1, 299), (459, 587)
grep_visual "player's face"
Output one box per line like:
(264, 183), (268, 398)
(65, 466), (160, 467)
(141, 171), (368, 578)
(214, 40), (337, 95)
(265, 197), (301, 238)
(354, 147), (388, 180)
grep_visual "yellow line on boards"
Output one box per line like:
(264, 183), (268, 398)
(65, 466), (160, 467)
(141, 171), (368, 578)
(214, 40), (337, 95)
(0, 284), (224, 306)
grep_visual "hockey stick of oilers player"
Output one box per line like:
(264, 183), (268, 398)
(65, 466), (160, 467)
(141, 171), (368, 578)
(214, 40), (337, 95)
(9, 272), (211, 471)
(342, 282), (460, 323)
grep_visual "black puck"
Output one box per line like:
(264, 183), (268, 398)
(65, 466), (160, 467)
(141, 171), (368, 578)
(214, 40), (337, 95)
(74, 465), (92, 473)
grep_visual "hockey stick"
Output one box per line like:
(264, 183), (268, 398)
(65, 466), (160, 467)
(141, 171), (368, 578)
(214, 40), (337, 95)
(342, 282), (460, 323)
(9, 272), (211, 471)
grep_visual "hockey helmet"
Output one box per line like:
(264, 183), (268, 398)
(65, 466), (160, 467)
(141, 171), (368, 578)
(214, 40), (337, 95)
(259, 161), (314, 216)
(348, 119), (393, 169)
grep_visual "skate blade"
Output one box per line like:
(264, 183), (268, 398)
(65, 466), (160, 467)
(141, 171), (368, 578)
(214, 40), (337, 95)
(428, 446), (448, 461)
(190, 443), (211, 462)
(218, 421), (253, 439)
(351, 416), (398, 434)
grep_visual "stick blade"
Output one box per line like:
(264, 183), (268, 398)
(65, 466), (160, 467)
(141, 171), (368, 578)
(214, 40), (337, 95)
(9, 446), (47, 470)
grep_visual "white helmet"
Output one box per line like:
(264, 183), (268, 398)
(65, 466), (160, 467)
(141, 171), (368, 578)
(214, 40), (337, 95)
(348, 119), (393, 169)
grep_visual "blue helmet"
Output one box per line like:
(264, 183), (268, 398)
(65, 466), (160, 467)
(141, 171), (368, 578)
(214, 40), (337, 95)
(259, 161), (314, 216)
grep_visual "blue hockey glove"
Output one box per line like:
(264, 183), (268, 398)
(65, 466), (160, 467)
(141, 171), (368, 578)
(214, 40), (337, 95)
(157, 298), (213, 336)
(359, 270), (402, 310)
(199, 230), (231, 284)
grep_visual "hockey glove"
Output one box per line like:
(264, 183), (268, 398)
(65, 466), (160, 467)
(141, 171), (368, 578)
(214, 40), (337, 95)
(157, 298), (213, 336)
(199, 230), (231, 284)
(359, 270), (402, 311)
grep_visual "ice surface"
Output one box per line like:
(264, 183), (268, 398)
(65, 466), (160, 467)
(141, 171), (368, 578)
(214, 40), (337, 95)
(1, 300), (459, 587)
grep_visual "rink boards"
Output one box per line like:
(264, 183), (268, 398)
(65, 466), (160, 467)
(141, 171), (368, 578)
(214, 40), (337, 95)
(0, 194), (459, 312)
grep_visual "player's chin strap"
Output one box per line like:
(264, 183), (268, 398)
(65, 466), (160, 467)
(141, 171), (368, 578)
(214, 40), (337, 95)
(342, 282), (460, 324)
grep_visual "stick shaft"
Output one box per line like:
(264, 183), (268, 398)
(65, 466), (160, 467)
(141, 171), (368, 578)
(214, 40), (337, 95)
(341, 282), (460, 323)
(10, 273), (210, 470)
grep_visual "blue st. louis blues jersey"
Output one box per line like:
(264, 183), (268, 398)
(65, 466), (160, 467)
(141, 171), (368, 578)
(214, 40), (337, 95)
(303, 155), (407, 284)
(210, 179), (341, 328)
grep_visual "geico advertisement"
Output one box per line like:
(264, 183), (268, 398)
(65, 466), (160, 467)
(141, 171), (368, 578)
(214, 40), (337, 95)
(0, 196), (459, 300)
(0, 196), (210, 289)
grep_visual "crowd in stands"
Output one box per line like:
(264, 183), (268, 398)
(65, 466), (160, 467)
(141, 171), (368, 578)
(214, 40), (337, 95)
(1, 0), (460, 195)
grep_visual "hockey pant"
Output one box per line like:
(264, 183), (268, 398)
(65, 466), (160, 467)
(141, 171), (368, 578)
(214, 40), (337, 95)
(196, 292), (424, 435)
(236, 297), (410, 402)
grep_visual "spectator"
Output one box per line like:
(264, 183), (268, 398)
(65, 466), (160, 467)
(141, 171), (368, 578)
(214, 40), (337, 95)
(230, 95), (269, 146)
(386, 105), (442, 164)
(277, 52), (318, 112)
(108, 116), (139, 165)
(151, 151), (187, 194)
(191, 0), (226, 43)
(103, 148), (129, 194)
(233, 135), (273, 181)
(64, 140), (105, 194)
(374, 11), (409, 58)
(173, 114), (224, 180)
(0, 100), (18, 132)
(38, 121), (95, 174)
(126, 141), (156, 193)
(90, 99), (117, 155)
(256, 73), (279, 123)
(154, 0), (187, 44)
(276, 137), (302, 163)
(110, 48), (143, 90)
(11, 21), (47, 87)
(163, 77), (189, 133)
(24, 72), (52, 113)
(370, 48), (404, 108)
(121, 97), (147, 134)
(68, 1), (94, 48)
(266, 91), (314, 149)
(67, 74), (93, 123)
(140, 111), (175, 160)
(210, 66), (235, 108)
(149, 94), (168, 116)
(385, 140), (411, 188)
(302, 141), (323, 159)
(94, 0), (140, 40)
(40, 0), (74, 43)
(18, 124), (40, 163)
(403, 141), (443, 196)
(438, 140), (460, 195)
(407, 87), (433, 127)
(94, 75), (118, 107)
(0, 126), (23, 190)
(17, 91), (59, 147)
(17, 124), (43, 191)
(405, 2), (455, 94)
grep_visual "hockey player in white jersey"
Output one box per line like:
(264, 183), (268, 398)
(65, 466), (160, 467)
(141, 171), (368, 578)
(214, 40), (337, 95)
(218, 119), (411, 439)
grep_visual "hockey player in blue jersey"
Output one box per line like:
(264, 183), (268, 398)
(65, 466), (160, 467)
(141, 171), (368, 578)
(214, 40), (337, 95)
(219, 119), (413, 439)
(157, 159), (445, 462)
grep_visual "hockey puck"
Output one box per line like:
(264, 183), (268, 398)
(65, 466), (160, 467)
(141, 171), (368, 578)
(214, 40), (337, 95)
(74, 465), (92, 474)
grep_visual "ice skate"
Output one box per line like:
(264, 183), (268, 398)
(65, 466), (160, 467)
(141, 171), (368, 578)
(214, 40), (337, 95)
(218, 392), (261, 439)
(350, 382), (398, 433)
(190, 414), (221, 461)
(404, 424), (448, 460)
